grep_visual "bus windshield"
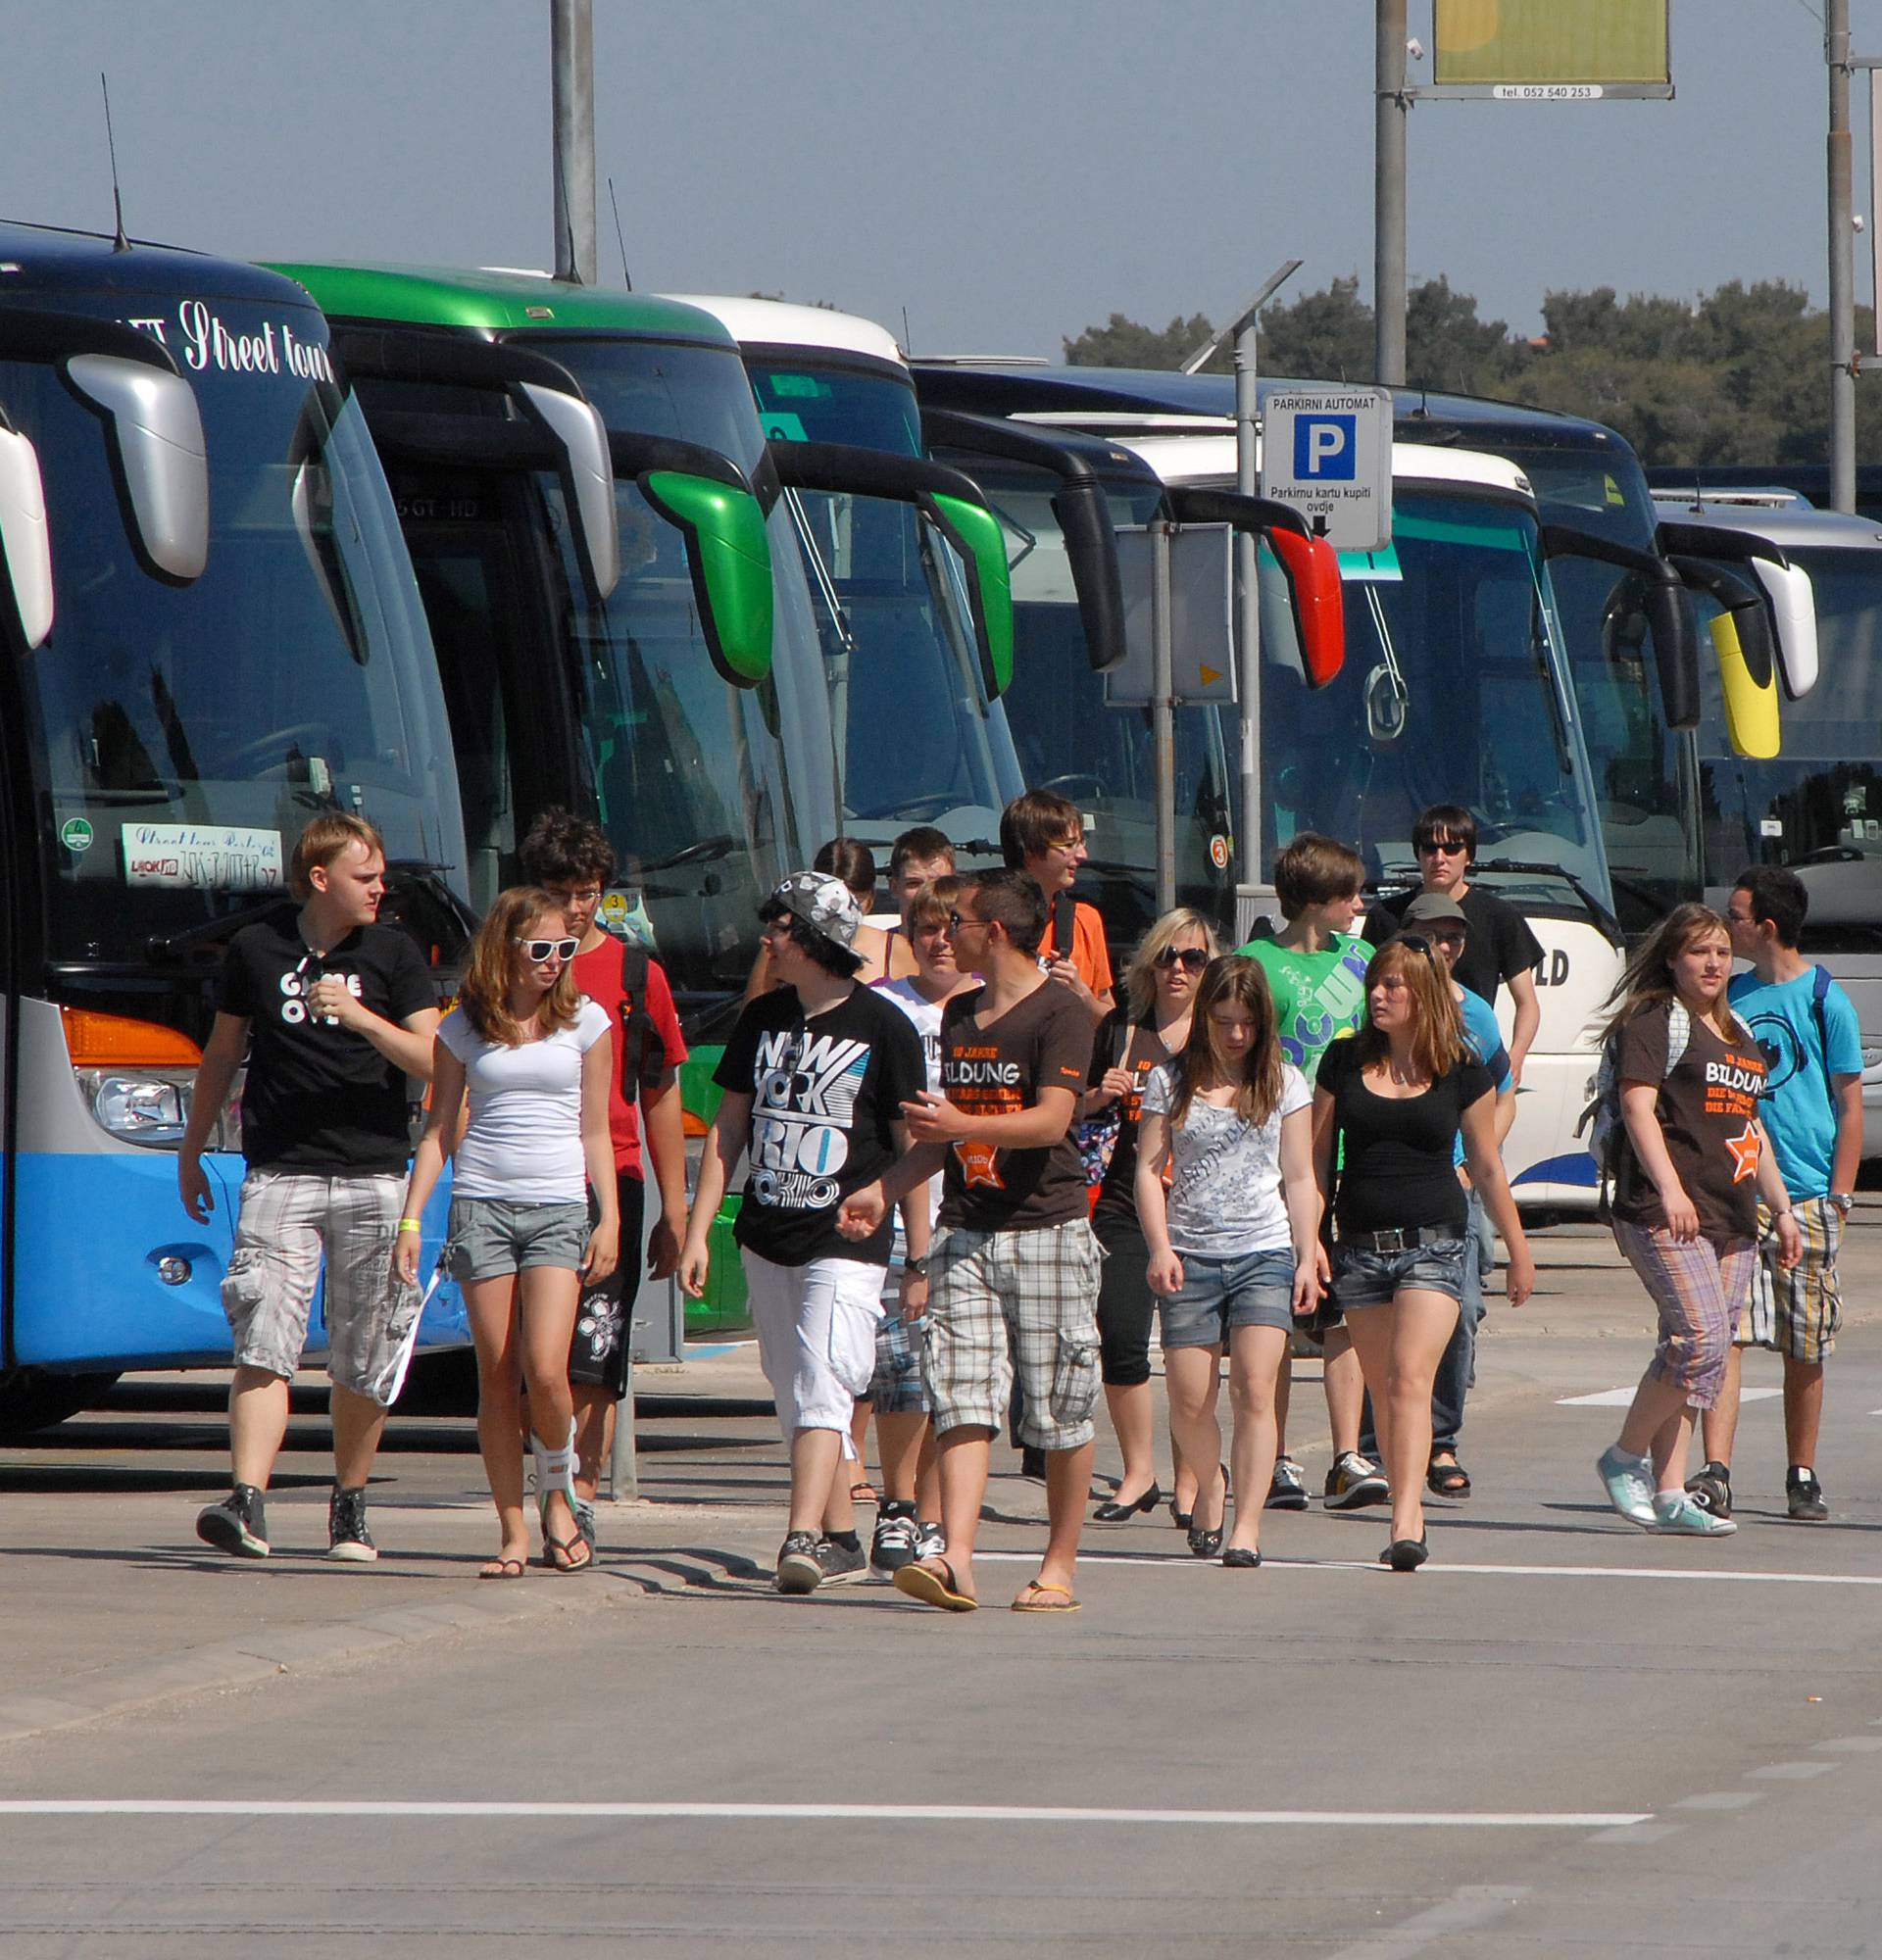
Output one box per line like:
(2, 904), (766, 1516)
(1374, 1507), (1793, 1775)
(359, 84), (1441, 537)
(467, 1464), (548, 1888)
(1484, 439), (1696, 930)
(12, 307), (464, 965)
(521, 335), (833, 1004)
(1268, 490), (1610, 913)
(1698, 544), (1882, 932)
(745, 356), (1022, 867)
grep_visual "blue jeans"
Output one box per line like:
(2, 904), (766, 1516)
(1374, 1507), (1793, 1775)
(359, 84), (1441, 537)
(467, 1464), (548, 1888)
(1359, 1192), (1490, 1460)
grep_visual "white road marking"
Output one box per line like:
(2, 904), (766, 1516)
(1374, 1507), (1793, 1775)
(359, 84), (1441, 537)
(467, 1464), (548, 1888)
(1558, 1386), (1779, 1406)
(0, 1799), (1650, 1828)
(1748, 1762), (1837, 1780)
(972, 1549), (1882, 1585)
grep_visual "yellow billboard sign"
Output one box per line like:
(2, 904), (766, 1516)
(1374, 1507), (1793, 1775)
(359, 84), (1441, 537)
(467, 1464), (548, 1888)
(1433, 0), (1671, 97)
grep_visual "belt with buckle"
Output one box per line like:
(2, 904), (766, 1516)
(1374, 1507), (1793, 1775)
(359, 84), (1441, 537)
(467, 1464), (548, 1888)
(1344, 1224), (1457, 1254)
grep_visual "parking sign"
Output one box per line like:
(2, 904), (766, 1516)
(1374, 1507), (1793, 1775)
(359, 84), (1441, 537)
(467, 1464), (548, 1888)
(1263, 388), (1391, 551)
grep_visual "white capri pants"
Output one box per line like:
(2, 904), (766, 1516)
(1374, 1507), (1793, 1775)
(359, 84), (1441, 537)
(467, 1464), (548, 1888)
(741, 1251), (884, 1451)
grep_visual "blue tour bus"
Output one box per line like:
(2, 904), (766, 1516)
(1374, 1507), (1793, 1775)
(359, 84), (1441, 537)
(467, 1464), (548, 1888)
(0, 221), (473, 1432)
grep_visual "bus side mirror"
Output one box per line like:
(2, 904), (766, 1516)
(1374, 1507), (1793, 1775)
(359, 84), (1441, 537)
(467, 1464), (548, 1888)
(0, 421), (54, 651)
(1749, 556), (1819, 700)
(1052, 477), (1128, 674)
(517, 382), (619, 603)
(1266, 528), (1345, 688)
(1709, 610), (1780, 760)
(63, 354), (208, 582)
(637, 470), (774, 685)
(1645, 581), (1700, 729)
(925, 492), (1015, 697)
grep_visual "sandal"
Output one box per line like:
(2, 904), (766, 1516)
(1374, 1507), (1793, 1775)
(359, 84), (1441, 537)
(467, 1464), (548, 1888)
(532, 1419), (591, 1573)
(849, 1480), (878, 1505)
(893, 1556), (977, 1612)
(478, 1555), (526, 1581)
(1426, 1452), (1471, 1498)
(1012, 1579), (1081, 1613)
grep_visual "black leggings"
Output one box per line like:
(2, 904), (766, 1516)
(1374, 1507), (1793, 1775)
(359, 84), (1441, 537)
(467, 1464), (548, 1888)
(1094, 1213), (1156, 1388)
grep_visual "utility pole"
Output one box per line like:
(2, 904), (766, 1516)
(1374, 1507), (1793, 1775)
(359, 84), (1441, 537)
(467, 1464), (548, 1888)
(1374, 0), (1409, 387)
(551, 0), (597, 285)
(1829, 0), (1857, 512)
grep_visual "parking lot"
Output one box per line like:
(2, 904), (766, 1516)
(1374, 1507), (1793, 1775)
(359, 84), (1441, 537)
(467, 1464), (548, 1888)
(1, 1212), (1880, 1955)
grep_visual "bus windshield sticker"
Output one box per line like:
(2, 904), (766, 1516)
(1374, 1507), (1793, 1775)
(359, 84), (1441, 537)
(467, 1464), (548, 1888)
(121, 823), (284, 893)
(760, 411), (808, 443)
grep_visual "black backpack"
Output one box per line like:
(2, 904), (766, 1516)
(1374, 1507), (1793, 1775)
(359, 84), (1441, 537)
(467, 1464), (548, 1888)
(616, 942), (668, 1104)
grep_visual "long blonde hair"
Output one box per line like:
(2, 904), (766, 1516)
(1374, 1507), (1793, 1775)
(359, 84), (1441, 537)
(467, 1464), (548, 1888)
(1353, 936), (1463, 1080)
(1164, 956), (1284, 1131)
(458, 887), (581, 1048)
(1123, 907), (1220, 1020)
(1601, 902), (1750, 1044)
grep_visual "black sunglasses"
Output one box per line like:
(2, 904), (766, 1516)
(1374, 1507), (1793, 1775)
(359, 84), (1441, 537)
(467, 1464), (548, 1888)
(515, 935), (579, 962)
(946, 909), (991, 933)
(1393, 932), (1438, 959)
(1154, 947), (1210, 972)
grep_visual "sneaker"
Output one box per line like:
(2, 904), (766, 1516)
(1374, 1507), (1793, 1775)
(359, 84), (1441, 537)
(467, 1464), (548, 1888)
(196, 1483), (270, 1559)
(1684, 1460), (1733, 1520)
(1653, 1490), (1737, 1536)
(870, 1502), (919, 1575)
(1596, 1444), (1658, 1528)
(1787, 1466), (1830, 1522)
(326, 1484), (377, 1563)
(1265, 1457), (1310, 1511)
(774, 1530), (823, 1594)
(573, 1497), (598, 1554)
(815, 1536), (869, 1587)
(914, 1518), (947, 1563)
(1324, 1451), (1390, 1510)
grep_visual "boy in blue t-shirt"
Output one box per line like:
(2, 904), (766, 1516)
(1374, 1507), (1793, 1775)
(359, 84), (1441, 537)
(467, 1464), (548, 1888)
(1688, 867), (1863, 1524)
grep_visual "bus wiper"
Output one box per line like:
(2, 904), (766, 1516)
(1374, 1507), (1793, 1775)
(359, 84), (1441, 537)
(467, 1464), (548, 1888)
(146, 894), (292, 963)
(1475, 858), (1622, 944)
(632, 835), (737, 876)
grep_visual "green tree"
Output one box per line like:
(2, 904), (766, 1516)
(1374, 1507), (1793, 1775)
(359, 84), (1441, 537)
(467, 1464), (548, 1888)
(1064, 312), (1216, 369)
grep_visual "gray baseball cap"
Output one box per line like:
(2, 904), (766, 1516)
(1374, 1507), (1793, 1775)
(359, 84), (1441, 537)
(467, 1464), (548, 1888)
(764, 870), (862, 948)
(1401, 890), (1468, 930)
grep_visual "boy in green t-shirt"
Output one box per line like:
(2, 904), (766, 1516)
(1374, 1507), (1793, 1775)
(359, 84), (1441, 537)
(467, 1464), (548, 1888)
(1236, 834), (1387, 1511)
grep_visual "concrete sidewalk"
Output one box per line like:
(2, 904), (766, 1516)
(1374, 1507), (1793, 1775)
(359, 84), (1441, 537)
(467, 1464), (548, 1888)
(0, 1201), (1873, 1748)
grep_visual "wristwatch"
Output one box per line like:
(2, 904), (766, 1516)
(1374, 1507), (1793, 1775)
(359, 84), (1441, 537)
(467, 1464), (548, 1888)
(905, 1255), (929, 1278)
(1829, 1192), (1856, 1217)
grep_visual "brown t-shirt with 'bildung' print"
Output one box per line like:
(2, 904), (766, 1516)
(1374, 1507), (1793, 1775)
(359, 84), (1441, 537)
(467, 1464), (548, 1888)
(937, 981), (1096, 1234)
(1609, 1000), (1768, 1242)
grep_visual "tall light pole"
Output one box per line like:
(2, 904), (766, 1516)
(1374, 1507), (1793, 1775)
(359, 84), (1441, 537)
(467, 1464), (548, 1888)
(1829, 0), (1857, 512)
(552, 0), (597, 285)
(1374, 0), (1409, 386)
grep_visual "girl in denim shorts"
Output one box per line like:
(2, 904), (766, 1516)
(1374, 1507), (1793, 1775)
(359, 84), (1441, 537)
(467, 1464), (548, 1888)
(397, 888), (618, 1578)
(1312, 936), (1533, 1572)
(1136, 956), (1320, 1568)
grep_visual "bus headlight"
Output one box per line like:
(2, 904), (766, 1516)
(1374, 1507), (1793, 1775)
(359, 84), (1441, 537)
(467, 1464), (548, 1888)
(82, 1072), (192, 1146)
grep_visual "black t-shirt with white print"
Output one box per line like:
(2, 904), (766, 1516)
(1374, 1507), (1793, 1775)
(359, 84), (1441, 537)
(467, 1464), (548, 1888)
(218, 909), (438, 1175)
(715, 982), (926, 1268)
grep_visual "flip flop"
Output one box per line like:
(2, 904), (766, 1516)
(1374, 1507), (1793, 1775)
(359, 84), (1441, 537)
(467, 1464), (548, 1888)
(478, 1556), (526, 1581)
(542, 1530), (593, 1575)
(1012, 1580), (1081, 1614)
(893, 1557), (977, 1612)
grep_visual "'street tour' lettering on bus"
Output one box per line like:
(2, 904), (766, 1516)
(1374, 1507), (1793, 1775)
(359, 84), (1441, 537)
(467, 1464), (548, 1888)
(121, 822), (283, 893)
(123, 303), (335, 384)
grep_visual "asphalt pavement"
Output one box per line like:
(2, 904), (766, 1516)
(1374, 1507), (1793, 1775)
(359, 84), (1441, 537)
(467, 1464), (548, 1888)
(3, 1208), (1882, 1954)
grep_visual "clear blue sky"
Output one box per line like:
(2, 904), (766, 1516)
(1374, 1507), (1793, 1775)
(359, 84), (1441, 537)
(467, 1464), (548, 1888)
(0, 0), (1871, 357)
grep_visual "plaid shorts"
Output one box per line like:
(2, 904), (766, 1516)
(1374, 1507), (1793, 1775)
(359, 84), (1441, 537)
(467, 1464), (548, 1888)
(1612, 1221), (1757, 1412)
(222, 1170), (409, 1396)
(923, 1217), (1103, 1451)
(868, 1302), (929, 1415)
(1737, 1197), (1843, 1363)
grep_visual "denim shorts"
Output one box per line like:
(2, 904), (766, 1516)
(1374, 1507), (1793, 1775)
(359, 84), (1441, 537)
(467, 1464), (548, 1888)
(1158, 1247), (1298, 1348)
(1333, 1235), (1467, 1309)
(447, 1197), (591, 1283)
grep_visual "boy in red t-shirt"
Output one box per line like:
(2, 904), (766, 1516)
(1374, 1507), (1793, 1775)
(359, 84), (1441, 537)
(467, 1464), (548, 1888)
(521, 810), (688, 1544)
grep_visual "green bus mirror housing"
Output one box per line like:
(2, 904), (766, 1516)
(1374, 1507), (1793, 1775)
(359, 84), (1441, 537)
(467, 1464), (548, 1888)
(927, 492), (1015, 697)
(637, 470), (774, 685)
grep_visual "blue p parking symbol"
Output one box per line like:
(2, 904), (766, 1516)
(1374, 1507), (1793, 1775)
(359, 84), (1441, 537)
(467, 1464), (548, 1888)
(1295, 414), (1357, 480)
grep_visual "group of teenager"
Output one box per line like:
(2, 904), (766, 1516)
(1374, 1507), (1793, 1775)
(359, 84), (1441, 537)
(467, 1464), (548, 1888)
(180, 789), (1862, 1603)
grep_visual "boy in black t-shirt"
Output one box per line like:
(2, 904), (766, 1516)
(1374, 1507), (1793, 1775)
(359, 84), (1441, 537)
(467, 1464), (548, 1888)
(677, 873), (927, 1595)
(1363, 805), (1542, 1083)
(178, 814), (440, 1561)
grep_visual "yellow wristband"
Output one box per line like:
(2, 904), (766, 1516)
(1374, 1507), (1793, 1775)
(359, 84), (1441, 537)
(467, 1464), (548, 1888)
(397, 1218), (422, 1233)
